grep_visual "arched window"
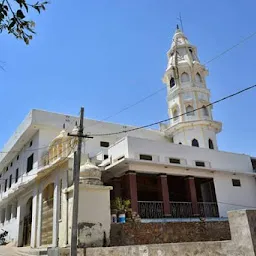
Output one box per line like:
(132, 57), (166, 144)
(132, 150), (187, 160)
(186, 105), (194, 116)
(179, 142), (182, 145)
(181, 72), (190, 83)
(208, 139), (214, 149)
(173, 108), (179, 122)
(195, 73), (202, 83)
(170, 77), (175, 88)
(192, 139), (199, 147)
(202, 105), (209, 116)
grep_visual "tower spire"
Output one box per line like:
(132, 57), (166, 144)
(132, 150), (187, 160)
(161, 29), (222, 150)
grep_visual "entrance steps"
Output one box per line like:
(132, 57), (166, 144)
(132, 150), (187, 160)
(16, 247), (48, 256)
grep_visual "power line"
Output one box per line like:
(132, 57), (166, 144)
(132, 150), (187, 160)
(0, 137), (73, 154)
(89, 84), (256, 137)
(86, 30), (256, 128)
(205, 31), (256, 65)
(93, 87), (165, 124)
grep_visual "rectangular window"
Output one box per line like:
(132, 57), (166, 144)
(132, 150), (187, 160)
(15, 168), (19, 183)
(27, 153), (34, 173)
(4, 179), (7, 192)
(6, 167), (8, 172)
(9, 175), (12, 188)
(29, 141), (33, 147)
(59, 179), (62, 220)
(10, 162), (13, 167)
(169, 158), (181, 164)
(104, 155), (108, 160)
(232, 179), (241, 187)
(195, 161), (205, 167)
(139, 154), (153, 161)
(100, 141), (109, 148)
(17, 155), (19, 161)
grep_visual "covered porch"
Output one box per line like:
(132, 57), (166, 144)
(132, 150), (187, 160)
(109, 172), (219, 219)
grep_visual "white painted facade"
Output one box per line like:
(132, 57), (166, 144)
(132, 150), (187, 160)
(0, 28), (255, 248)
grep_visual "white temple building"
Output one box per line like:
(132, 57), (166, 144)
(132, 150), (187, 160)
(0, 27), (255, 248)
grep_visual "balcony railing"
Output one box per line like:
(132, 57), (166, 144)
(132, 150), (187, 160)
(170, 201), (193, 218)
(138, 201), (219, 219)
(198, 202), (219, 217)
(138, 201), (164, 219)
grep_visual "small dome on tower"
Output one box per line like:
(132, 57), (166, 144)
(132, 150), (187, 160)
(49, 124), (68, 148)
(80, 157), (102, 185)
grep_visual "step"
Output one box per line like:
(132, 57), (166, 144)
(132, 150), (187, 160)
(17, 247), (48, 256)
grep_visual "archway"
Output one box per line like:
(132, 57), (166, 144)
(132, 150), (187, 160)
(41, 183), (54, 246)
(23, 197), (33, 246)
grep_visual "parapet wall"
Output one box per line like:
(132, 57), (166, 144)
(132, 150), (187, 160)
(86, 209), (256, 256)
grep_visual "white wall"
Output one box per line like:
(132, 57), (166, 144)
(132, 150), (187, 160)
(214, 173), (256, 217)
(31, 109), (167, 158)
(173, 126), (218, 150)
(125, 136), (253, 173)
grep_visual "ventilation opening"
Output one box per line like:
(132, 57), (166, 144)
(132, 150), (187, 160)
(169, 158), (181, 164)
(195, 161), (205, 167)
(100, 141), (110, 148)
(232, 179), (241, 187)
(139, 154), (153, 161)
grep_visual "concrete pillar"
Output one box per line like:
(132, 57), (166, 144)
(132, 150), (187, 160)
(125, 171), (138, 213)
(36, 187), (43, 247)
(30, 187), (38, 248)
(77, 184), (112, 247)
(112, 178), (122, 199)
(52, 176), (60, 247)
(185, 176), (199, 216)
(17, 199), (24, 247)
(157, 174), (170, 217)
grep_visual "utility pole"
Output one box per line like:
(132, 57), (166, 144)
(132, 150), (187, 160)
(69, 107), (93, 256)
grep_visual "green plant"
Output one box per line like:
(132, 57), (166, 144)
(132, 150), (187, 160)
(0, 0), (48, 44)
(111, 197), (131, 214)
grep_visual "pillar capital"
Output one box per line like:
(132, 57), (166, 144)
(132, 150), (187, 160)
(157, 173), (167, 178)
(125, 171), (136, 175)
(185, 176), (195, 180)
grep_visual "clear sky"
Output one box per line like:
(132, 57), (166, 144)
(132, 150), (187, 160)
(1, 0), (256, 156)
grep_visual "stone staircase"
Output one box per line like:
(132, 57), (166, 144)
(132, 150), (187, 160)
(16, 248), (48, 256)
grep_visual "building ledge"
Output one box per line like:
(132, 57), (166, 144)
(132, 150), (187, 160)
(103, 157), (256, 180)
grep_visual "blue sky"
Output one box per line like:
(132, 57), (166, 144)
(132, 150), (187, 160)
(1, 0), (256, 156)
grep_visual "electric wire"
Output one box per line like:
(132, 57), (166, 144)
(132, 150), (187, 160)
(85, 30), (256, 129)
(88, 84), (256, 137)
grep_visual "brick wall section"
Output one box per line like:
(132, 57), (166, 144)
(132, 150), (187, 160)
(110, 221), (230, 246)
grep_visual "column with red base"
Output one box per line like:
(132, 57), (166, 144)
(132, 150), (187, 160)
(125, 171), (138, 213)
(185, 176), (199, 216)
(157, 174), (171, 217)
